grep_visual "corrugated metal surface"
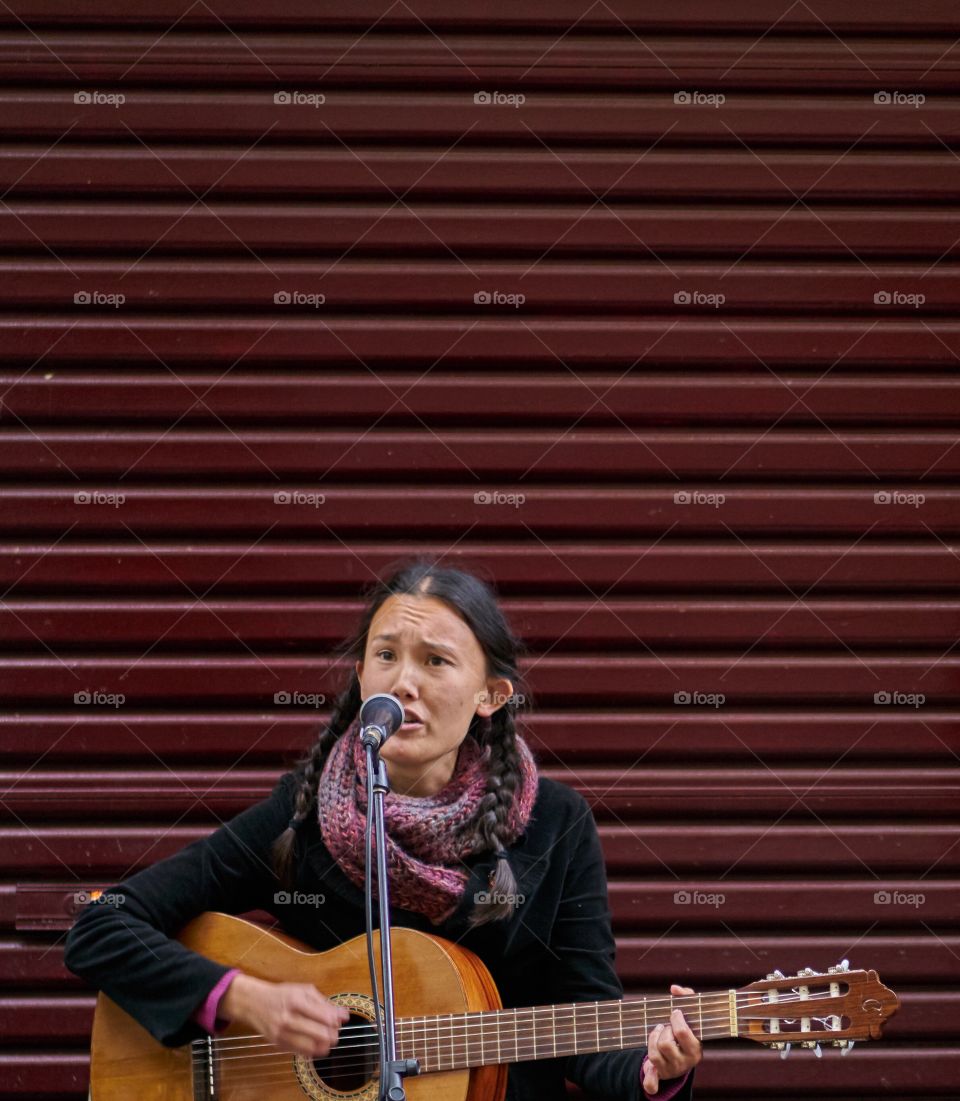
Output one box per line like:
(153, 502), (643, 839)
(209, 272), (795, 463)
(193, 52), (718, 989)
(1, 2), (958, 1097)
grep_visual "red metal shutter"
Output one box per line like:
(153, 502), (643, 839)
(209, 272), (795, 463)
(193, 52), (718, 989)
(1, 3), (958, 1097)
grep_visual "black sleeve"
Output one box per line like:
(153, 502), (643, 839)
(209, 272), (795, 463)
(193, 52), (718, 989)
(557, 793), (695, 1101)
(63, 771), (296, 1048)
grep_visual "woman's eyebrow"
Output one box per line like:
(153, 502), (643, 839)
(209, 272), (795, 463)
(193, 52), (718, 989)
(371, 632), (457, 655)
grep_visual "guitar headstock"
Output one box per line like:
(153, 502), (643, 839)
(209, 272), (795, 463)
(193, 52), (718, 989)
(737, 960), (900, 1058)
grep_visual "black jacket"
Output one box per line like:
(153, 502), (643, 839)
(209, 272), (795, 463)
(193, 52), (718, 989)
(65, 770), (695, 1101)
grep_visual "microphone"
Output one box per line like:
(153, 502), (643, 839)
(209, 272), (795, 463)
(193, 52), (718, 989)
(359, 693), (405, 749)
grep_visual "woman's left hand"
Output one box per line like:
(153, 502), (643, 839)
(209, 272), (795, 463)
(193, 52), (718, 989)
(642, 984), (703, 1096)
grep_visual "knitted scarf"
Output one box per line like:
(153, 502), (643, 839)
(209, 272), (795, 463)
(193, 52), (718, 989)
(316, 717), (539, 924)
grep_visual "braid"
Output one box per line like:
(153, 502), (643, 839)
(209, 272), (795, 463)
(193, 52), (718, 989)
(466, 706), (527, 927)
(271, 678), (361, 888)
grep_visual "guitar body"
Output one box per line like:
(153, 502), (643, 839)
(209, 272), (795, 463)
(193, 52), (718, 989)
(90, 912), (508, 1101)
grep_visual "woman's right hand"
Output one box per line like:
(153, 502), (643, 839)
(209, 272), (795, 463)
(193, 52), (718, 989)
(220, 973), (351, 1058)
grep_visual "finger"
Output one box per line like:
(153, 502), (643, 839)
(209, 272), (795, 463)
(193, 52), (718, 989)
(295, 990), (351, 1029)
(284, 1026), (337, 1059)
(646, 1023), (667, 1068)
(651, 1017), (682, 1070)
(642, 1056), (659, 1095)
(670, 1009), (700, 1051)
(670, 984), (696, 996)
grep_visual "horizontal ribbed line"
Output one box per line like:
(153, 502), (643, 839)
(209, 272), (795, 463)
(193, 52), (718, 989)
(3, 203), (957, 257)
(2, 933), (953, 985)
(3, 373), (957, 426)
(1, 486), (957, 536)
(2, 32), (959, 89)
(3, 146), (957, 200)
(0, 596), (958, 648)
(5, 90), (959, 145)
(0, 540), (953, 596)
(5, 260), (959, 313)
(2, 711), (955, 763)
(2, 429), (957, 481)
(3, 0), (959, 32)
(4, 316), (960, 366)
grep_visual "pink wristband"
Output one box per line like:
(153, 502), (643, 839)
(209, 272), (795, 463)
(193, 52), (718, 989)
(193, 968), (242, 1035)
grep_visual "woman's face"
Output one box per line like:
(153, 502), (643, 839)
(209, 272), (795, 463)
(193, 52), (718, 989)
(355, 593), (513, 796)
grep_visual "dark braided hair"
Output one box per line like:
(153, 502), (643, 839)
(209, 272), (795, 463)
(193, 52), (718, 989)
(272, 558), (533, 927)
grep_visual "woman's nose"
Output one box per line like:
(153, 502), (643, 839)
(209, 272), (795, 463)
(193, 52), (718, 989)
(388, 660), (420, 700)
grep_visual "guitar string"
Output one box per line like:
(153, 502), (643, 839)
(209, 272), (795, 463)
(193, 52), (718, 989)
(202, 1022), (743, 1084)
(200, 1016), (845, 1091)
(197, 988), (841, 1056)
(188, 995), (844, 1084)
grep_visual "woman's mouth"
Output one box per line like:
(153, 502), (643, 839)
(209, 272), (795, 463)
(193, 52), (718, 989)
(400, 712), (424, 730)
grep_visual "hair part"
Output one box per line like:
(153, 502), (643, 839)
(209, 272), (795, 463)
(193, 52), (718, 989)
(271, 558), (532, 927)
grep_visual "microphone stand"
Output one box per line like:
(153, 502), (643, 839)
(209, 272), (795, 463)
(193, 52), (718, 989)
(363, 734), (420, 1101)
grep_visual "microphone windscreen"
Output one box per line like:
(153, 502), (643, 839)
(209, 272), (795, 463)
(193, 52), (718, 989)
(359, 693), (404, 738)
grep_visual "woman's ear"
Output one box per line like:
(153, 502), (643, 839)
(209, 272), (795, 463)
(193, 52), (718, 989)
(354, 659), (363, 681)
(476, 677), (514, 718)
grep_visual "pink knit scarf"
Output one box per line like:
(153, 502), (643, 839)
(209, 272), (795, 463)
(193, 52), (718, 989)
(317, 718), (539, 924)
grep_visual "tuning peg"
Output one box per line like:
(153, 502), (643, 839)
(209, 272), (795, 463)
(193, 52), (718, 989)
(780, 1042), (792, 1060)
(841, 1041), (855, 1056)
(796, 967), (818, 978)
(766, 969), (785, 980)
(827, 959), (850, 974)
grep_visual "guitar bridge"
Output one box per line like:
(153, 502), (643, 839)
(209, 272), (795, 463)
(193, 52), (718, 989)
(191, 1034), (220, 1100)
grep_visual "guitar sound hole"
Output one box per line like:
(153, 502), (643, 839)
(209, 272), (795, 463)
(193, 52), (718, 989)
(313, 1013), (379, 1093)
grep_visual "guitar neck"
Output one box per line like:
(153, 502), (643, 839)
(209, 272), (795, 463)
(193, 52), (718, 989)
(395, 991), (736, 1072)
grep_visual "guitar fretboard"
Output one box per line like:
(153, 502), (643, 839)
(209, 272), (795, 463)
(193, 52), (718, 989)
(393, 992), (735, 1072)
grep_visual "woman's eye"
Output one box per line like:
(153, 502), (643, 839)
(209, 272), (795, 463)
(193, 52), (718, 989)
(375, 649), (394, 660)
(428, 655), (449, 666)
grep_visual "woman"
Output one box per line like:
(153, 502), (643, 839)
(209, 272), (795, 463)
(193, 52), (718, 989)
(65, 561), (702, 1100)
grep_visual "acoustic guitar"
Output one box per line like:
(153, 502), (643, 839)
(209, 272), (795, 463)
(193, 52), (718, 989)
(89, 911), (900, 1101)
